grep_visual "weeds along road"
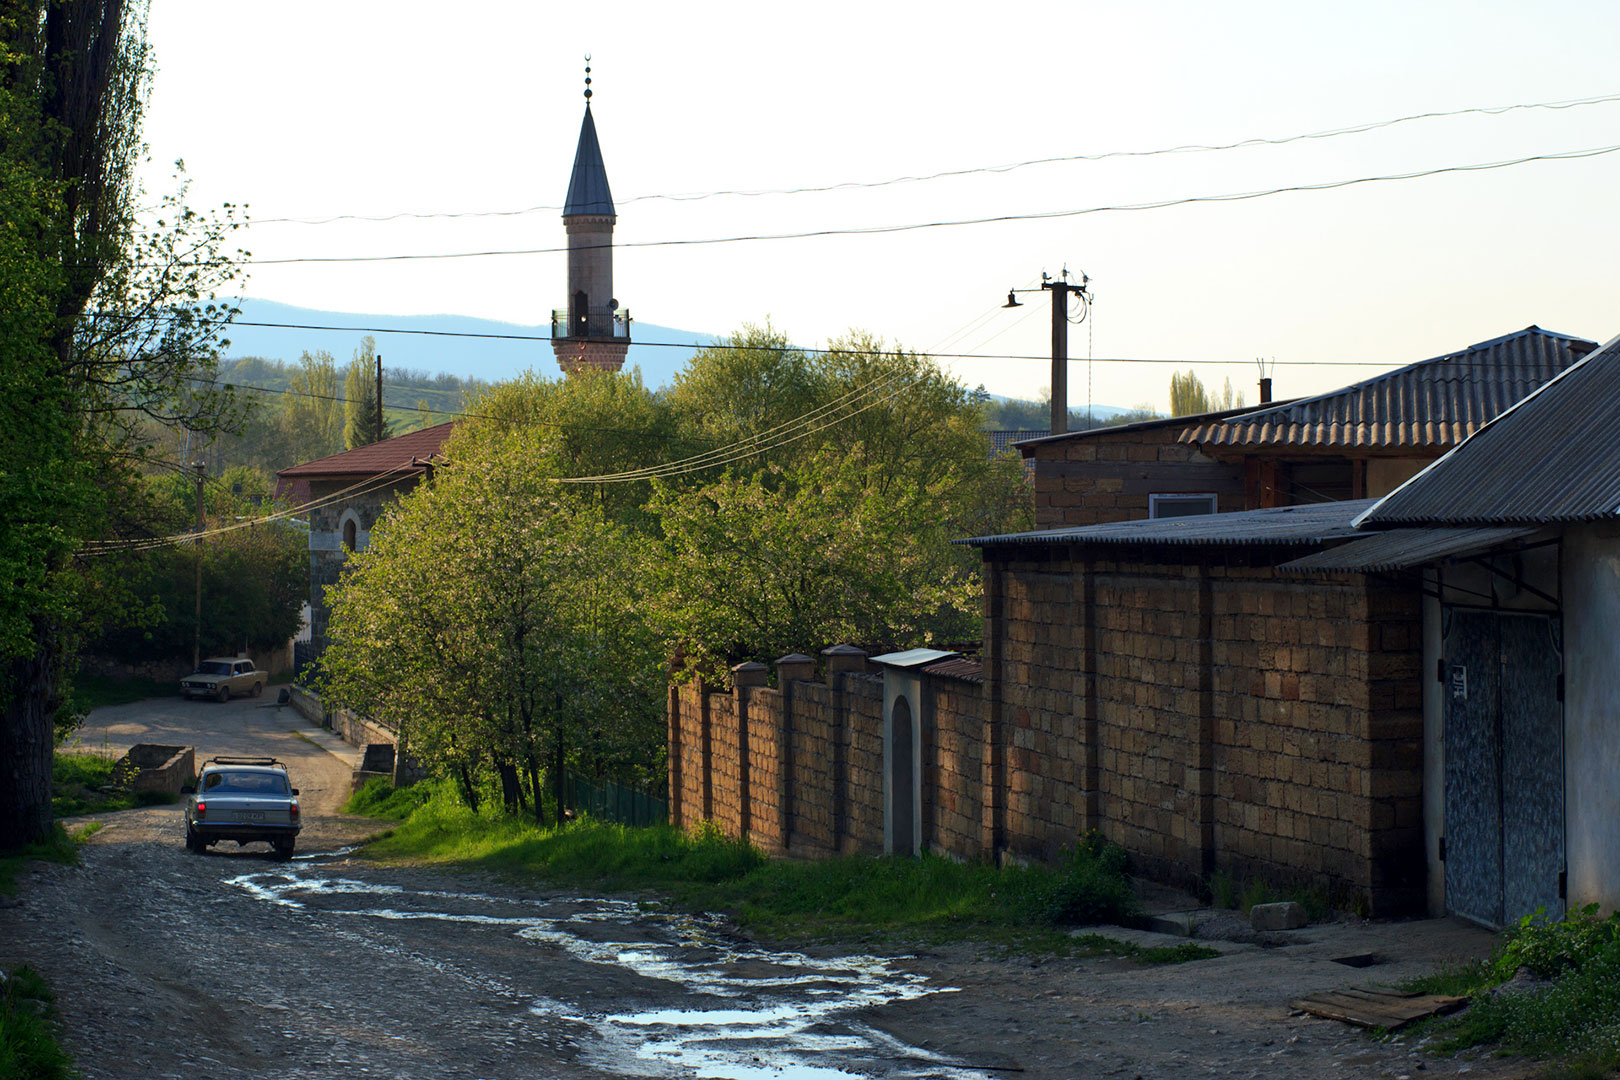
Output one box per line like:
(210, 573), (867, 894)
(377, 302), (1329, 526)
(2, 695), (1537, 1079)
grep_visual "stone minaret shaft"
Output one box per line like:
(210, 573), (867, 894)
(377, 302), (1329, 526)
(553, 95), (629, 375)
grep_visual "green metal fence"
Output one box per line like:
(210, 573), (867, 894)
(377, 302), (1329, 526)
(564, 770), (667, 827)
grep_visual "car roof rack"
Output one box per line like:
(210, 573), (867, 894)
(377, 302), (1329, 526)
(202, 755), (285, 769)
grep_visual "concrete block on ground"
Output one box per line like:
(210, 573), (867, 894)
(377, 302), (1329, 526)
(1250, 900), (1307, 931)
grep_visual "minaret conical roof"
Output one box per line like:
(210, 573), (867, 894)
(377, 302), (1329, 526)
(563, 106), (615, 218)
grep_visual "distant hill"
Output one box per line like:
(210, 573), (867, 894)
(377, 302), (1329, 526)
(221, 299), (718, 389)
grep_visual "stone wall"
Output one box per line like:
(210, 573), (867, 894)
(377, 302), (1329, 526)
(305, 475), (424, 658)
(287, 684), (424, 788)
(1025, 422), (1244, 531)
(670, 548), (1427, 915)
(986, 544), (1424, 913)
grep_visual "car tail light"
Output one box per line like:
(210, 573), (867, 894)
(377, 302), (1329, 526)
(195, 801), (206, 819)
(288, 802), (299, 820)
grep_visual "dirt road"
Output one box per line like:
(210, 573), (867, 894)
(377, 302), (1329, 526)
(1, 696), (1535, 1079)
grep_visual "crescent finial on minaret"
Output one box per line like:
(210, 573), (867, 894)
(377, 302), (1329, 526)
(584, 54), (592, 102)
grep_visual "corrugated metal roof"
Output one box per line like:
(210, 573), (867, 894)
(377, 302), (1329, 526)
(921, 657), (984, 683)
(1016, 404), (1265, 454)
(1360, 332), (1620, 525)
(563, 106), (616, 218)
(276, 421), (455, 479)
(1182, 327), (1596, 451)
(871, 648), (959, 668)
(988, 429), (1048, 454)
(961, 498), (1373, 548)
(1279, 526), (1541, 574)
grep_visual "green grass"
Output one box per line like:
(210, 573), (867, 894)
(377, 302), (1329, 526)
(50, 752), (176, 817)
(347, 781), (1201, 959)
(1206, 869), (1334, 922)
(0, 965), (75, 1080)
(1398, 905), (1620, 1074)
(68, 673), (176, 712)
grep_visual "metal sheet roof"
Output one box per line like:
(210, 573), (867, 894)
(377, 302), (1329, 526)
(1279, 526), (1540, 574)
(961, 498), (1373, 548)
(1015, 404), (1265, 454)
(1360, 332), (1620, 525)
(1182, 327), (1595, 451)
(870, 648), (959, 668)
(563, 106), (616, 218)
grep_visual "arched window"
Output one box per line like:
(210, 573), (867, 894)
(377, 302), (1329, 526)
(342, 518), (357, 552)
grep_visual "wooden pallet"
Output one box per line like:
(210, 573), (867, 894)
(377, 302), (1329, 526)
(1291, 987), (1467, 1030)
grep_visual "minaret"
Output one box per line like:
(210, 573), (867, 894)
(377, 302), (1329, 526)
(552, 59), (630, 375)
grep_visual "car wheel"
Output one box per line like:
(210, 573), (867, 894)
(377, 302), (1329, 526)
(251, 681), (263, 697)
(216, 684), (230, 703)
(273, 838), (295, 860)
(185, 824), (205, 853)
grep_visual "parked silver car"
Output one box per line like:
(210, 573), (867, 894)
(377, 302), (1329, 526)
(180, 657), (265, 702)
(183, 757), (301, 857)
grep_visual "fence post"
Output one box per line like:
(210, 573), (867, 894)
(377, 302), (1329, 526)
(822, 644), (867, 854)
(731, 661), (767, 842)
(775, 653), (816, 852)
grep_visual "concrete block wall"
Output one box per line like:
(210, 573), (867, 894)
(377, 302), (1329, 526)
(667, 550), (1425, 915)
(1026, 425), (1244, 530)
(988, 546), (1425, 913)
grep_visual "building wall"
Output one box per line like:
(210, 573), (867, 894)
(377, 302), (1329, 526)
(305, 475), (423, 657)
(1367, 457), (1432, 498)
(1027, 427), (1244, 530)
(670, 547), (1427, 914)
(1560, 523), (1620, 912)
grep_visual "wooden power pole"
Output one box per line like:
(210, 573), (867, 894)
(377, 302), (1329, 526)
(192, 461), (205, 671)
(375, 352), (384, 442)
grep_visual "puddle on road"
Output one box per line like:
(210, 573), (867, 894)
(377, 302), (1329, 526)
(228, 857), (987, 1079)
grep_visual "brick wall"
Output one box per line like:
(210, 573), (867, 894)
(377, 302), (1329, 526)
(669, 547), (1426, 915)
(1025, 422), (1244, 530)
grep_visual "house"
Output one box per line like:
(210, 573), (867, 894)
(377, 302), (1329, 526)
(1019, 327), (1596, 530)
(1280, 330), (1620, 925)
(275, 421), (455, 660)
(668, 324), (1609, 923)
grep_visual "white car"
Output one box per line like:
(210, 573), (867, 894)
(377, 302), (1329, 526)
(180, 657), (265, 702)
(183, 757), (301, 857)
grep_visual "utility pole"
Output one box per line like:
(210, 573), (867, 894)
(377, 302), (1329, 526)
(192, 461), (205, 672)
(1002, 269), (1091, 436)
(375, 351), (384, 443)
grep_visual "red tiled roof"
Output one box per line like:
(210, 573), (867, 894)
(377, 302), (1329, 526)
(276, 421), (456, 479)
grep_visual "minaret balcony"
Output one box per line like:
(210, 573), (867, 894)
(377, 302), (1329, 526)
(551, 309), (632, 341)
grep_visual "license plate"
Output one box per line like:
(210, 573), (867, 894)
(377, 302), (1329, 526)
(242, 811), (264, 823)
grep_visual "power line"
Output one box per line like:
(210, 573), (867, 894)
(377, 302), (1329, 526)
(243, 90), (1620, 226)
(200, 318), (1587, 370)
(195, 142), (1620, 267)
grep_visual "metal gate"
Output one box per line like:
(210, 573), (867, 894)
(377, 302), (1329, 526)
(1442, 610), (1564, 927)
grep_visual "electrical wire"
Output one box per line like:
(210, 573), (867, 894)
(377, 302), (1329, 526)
(81, 460), (420, 554)
(243, 90), (1620, 226)
(204, 142), (1620, 267)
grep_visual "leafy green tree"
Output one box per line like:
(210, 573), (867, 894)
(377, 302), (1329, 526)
(343, 335), (391, 450)
(320, 419), (665, 816)
(87, 468), (306, 664)
(654, 329), (1033, 677)
(1, 0), (245, 849)
(279, 349), (343, 462)
(1170, 371), (1244, 417)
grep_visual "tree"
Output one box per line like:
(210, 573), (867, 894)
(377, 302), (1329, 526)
(342, 335), (390, 450)
(86, 468), (305, 664)
(653, 329), (1033, 677)
(1169, 371), (1245, 417)
(320, 421), (665, 815)
(1, 0), (245, 850)
(280, 349), (342, 462)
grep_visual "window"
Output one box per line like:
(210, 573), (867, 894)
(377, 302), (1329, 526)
(1149, 493), (1218, 519)
(342, 518), (358, 552)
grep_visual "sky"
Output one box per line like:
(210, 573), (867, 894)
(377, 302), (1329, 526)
(138, 0), (1620, 411)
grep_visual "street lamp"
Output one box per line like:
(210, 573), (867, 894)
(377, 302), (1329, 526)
(1000, 269), (1090, 435)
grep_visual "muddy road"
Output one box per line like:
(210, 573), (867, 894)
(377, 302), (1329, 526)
(2, 696), (1534, 1079)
